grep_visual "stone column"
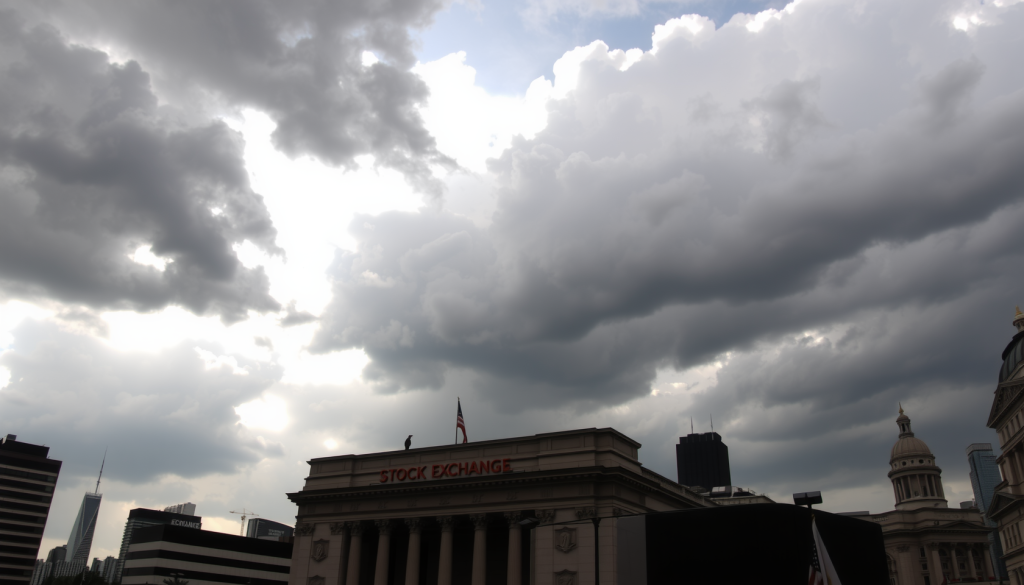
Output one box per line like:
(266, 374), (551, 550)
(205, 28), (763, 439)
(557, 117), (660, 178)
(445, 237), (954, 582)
(404, 519), (422, 585)
(330, 523), (349, 585)
(950, 546), (961, 581)
(966, 546), (978, 580)
(470, 514), (488, 585)
(346, 522), (364, 585)
(923, 543), (939, 584)
(930, 544), (944, 585)
(505, 512), (522, 585)
(982, 546), (994, 580)
(895, 545), (915, 585)
(437, 516), (455, 585)
(373, 520), (392, 585)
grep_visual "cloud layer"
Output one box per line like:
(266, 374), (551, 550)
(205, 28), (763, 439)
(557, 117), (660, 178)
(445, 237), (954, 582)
(8, 0), (453, 194)
(313, 0), (1024, 416)
(0, 12), (282, 321)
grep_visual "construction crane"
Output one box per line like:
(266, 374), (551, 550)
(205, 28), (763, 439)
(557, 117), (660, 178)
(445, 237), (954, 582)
(229, 508), (259, 537)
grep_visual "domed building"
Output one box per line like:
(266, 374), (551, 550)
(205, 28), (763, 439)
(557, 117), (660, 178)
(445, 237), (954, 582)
(986, 308), (1024, 584)
(889, 406), (949, 510)
(851, 408), (994, 584)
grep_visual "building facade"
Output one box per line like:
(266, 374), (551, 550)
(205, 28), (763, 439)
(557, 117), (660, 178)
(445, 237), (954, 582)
(674, 432), (730, 491)
(0, 434), (61, 585)
(121, 524), (290, 585)
(853, 410), (994, 585)
(115, 508), (203, 582)
(987, 308), (1024, 585)
(285, 427), (710, 585)
(968, 442), (1009, 580)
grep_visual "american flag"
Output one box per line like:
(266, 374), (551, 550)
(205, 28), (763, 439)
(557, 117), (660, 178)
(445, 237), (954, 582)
(808, 516), (841, 585)
(456, 399), (468, 444)
(808, 534), (825, 585)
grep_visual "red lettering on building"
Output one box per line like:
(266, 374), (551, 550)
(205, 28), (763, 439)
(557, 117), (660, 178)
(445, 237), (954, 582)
(380, 459), (513, 483)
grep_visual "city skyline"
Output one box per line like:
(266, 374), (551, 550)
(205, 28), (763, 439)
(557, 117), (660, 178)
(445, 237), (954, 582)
(1, 0), (1022, 567)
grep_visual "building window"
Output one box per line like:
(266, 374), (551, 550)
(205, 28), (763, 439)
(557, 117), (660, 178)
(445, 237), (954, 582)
(920, 547), (926, 558)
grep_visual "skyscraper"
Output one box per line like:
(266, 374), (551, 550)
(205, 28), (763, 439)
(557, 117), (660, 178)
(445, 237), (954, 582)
(967, 442), (1009, 581)
(0, 434), (62, 585)
(675, 431), (732, 490)
(65, 453), (105, 563)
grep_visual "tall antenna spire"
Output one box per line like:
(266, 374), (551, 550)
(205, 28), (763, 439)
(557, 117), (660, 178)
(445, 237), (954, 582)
(94, 448), (106, 494)
(690, 417), (693, 434)
(710, 414), (714, 433)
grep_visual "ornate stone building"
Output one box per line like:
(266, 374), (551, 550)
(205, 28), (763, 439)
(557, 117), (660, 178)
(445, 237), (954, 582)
(987, 308), (1024, 584)
(851, 409), (994, 585)
(285, 428), (710, 585)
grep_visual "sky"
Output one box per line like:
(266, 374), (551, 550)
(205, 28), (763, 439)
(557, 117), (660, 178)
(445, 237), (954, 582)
(0, 0), (1022, 562)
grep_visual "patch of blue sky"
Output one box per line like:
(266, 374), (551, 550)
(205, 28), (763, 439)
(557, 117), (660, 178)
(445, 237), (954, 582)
(415, 0), (788, 95)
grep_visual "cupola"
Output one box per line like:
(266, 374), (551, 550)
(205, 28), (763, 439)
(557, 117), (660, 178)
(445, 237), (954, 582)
(888, 406), (947, 510)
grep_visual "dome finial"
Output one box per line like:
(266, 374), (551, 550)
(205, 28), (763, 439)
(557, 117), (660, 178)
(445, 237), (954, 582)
(899, 402), (903, 415)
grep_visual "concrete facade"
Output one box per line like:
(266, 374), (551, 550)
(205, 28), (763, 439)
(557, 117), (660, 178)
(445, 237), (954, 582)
(285, 427), (711, 585)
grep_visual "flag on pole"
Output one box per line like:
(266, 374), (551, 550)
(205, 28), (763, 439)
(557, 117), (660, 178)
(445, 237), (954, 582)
(456, 399), (468, 444)
(807, 516), (842, 585)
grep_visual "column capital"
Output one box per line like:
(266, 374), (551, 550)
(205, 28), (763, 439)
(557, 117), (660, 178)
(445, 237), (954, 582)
(504, 511), (523, 525)
(896, 545), (911, 553)
(296, 523), (315, 536)
(469, 513), (488, 530)
(437, 515), (456, 532)
(347, 521), (365, 536)
(405, 518), (423, 533)
(329, 522), (346, 535)
(375, 519), (393, 536)
(536, 509), (555, 525)
(927, 542), (942, 551)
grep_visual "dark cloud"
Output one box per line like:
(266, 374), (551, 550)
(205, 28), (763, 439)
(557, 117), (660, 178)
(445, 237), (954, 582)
(9, 0), (453, 195)
(310, 0), (1024, 426)
(0, 12), (281, 321)
(0, 319), (282, 483)
(279, 301), (317, 328)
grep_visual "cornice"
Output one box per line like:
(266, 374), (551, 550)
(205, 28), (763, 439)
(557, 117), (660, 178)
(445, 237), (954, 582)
(305, 427), (642, 465)
(287, 464), (704, 510)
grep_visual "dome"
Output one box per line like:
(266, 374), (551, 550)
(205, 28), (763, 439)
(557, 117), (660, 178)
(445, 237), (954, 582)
(890, 436), (933, 460)
(1000, 330), (1024, 382)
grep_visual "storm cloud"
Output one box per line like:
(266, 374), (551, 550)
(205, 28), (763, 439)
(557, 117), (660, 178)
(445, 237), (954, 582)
(6, 0), (453, 194)
(312, 0), (1024, 419)
(0, 12), (281, 321)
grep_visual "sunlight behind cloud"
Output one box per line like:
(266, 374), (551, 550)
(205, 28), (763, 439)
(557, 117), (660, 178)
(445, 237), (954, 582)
(235, 394), (288, 432)
(128, 245), (171, 271)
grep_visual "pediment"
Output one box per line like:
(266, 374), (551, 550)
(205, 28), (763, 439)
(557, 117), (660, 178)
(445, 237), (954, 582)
(986, 490), (1022, 519)
(988, 382), (1024, 428)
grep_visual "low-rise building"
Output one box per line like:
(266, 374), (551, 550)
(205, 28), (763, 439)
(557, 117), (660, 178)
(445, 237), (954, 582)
(121, 524), (290, 585)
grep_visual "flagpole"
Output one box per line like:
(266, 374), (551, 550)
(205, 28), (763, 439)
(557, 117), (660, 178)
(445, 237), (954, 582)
(455, 397), (459, 445)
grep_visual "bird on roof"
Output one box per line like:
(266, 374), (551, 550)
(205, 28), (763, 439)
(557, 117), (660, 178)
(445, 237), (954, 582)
(405, 435), (413, 450)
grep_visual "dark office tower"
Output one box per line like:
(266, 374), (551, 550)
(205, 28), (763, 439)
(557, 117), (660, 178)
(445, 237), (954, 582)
(675, 432), (731, 490)
(0, 434), (62, 585)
